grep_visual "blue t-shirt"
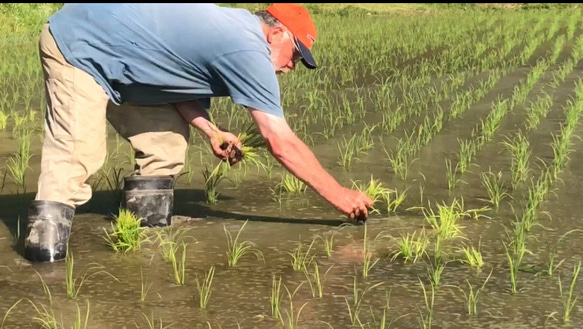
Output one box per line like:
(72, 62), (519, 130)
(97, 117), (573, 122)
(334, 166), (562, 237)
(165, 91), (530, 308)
(47, 3), (283, 117)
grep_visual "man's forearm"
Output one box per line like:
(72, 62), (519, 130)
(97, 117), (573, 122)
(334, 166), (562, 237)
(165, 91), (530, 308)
(175, 100), (218, 139)
(269, 133), (342, 203)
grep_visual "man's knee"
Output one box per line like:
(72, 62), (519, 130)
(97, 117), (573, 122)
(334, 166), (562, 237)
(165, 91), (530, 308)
(131, 131), (188, 176)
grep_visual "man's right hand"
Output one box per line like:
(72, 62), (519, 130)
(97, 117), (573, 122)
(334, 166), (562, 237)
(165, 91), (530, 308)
(329, 188), (374, 221)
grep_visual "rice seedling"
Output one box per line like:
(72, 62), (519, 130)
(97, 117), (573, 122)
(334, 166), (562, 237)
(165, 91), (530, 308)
(269, 181), (284, 211)
(385, 188), (407, 213)
(6, 131), (32, 194)
(419, 199), (468, 256)
(558, 261), (581, 323)
(456, 269), (493, 315)
(201, 162), (230, 204)
(542, 229), (582, 277)
(390, 230), (429, 264)
(503, 221), (532, 293)
(65, 248), (120, 299)
(445, 158), (462, 192)
(195, 265), (216, 310)
(303, 262), (334, 298)
(224, 220), (264, 266)
(0, 112), (8, 130)
(289, 237), (316, 272)
(417, 278), (435, 329)
(281, 282), (309, 329)
(138, 312), (174, 329)
(426, 262), (445, 287)
(140, 267), (153, 302)
(384, 141), (412, 181)
(362, 223), (383, 279)
(271, 275), (283, 320)
(369, 290), (410, 329)
(317, 231), (336, 259)
(480, 169), (510, 210)
(501, 133), (532, 189)
(155, 227), (195, 285)
(278, 173), (307, 194)
(337, 134), (359, 170)
(72, 300), (91, 329)
(457, 138), (477, 174)
(459, 241), (485, 272)
(345, 274), (384, 327)
(103, 208), (148, 253)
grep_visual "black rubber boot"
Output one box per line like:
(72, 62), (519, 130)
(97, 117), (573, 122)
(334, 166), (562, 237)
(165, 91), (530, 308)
(123, 175), (174, 227)
(24, 200), (75, 263)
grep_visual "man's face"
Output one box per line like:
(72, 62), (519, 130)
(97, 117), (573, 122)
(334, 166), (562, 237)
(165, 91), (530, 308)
(268, 27), (301, 75)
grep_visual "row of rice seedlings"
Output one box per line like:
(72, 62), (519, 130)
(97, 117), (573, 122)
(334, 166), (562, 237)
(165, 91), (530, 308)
(549, 79), (583, 180)
(455, 57), (550, 185)
(304, 11), (536, 148)
(478, 39), (578, 209)
(391, 70), (500, 177)
(502, 76), (583, 290)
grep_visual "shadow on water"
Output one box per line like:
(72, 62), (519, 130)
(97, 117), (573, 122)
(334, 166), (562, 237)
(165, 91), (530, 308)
(0, 188), (349, 257)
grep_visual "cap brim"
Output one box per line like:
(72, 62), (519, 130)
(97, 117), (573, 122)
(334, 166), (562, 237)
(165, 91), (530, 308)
(296, 38), (317, 69)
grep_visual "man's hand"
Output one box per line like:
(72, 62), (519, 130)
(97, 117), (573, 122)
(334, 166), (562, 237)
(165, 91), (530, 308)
(329, 188), (374, 222)
(210, 130), (243, 165)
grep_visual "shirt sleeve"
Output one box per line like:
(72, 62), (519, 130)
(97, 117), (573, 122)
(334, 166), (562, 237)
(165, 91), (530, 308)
(209, 50), (284, 118)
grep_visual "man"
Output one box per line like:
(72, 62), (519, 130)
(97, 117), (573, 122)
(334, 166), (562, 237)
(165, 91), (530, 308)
(25, 3), (373, 263)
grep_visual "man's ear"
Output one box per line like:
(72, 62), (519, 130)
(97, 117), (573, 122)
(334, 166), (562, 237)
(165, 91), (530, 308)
(266, 25), (286, 44)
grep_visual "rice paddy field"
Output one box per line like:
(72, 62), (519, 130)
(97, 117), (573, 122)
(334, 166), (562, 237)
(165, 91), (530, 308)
(1, 3), (583, 329)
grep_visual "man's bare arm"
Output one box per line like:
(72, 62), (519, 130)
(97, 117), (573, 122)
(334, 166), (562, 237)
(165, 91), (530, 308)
(248, 107), (344, 204)
(174, 100), (217, 139)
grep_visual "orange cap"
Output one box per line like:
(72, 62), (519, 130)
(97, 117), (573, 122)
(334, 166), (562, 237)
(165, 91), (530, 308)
(266, 3), (317, 69)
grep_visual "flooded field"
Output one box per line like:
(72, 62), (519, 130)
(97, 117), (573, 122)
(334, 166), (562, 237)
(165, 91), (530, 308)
(2, 5), (583, 329)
